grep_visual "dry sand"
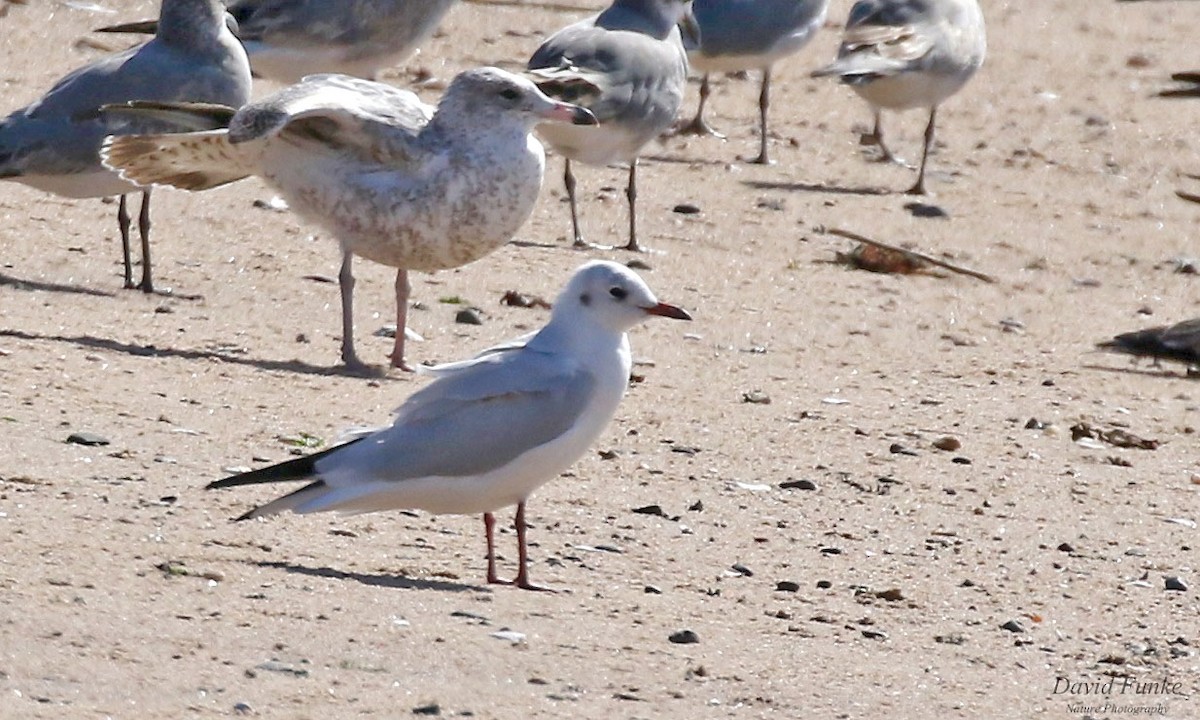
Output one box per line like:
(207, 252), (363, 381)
(1, 0), (1198, 717)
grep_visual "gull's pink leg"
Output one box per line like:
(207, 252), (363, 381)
(512, 501), (554, 592)
(484, 512), (503, 585)
(390, 269), (413, 371)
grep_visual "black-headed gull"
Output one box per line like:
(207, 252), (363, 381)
(812, 0), (985, 194)
(680, 0), (829, 165)
(0, 0), (251, 293)
(98, 0), (459, 83)
(528, 0), (689, 252)
(207, 260), (692, 590)
(102, 67), (596, 373)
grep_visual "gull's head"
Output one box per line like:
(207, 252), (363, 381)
(553, 260), (691, 335)
(441, 67), (596, 129)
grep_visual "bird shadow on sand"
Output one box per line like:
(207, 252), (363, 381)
(254, 560), (482, 593)
(0, 271), (117, 297)
(0, 328), (396, 379)
(741, 179), (890, 196)
(1081, 362), (1199, 379)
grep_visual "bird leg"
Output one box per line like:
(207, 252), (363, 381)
(337, 250), (370, 374)
(621, 160), (641, 252)
(564, 159), (586, 248)
(906, 106), (936, 196)
(117, 194), (135, 290)
(677, 74), (724, 138)
(749, 66), (773, 165)
(484, 511), (502, 584)
(483, 503), (554, 591)
(861, 110), (908, 167)
(389, 268), (414, 371)
(564, 159), (613, 250)
(137, 189), (153, 293)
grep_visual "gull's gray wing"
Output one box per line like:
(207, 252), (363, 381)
(528, 23), (687, 128)
(690, 0), (827, 59)
(227, 74), (432, 165)
(1, 27), (248, 179)
(314, 344), (598, 485)
(229, 0), (454, 50)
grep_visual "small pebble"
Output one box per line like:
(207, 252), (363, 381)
(66, 432), (110, 447)
(1000, 620), (1025, 633)
(889, 443), (918, 456)
(672, 203), (701, 215)
(455, 308), (483, 325)
(932, 436), (961, 452)
(644, 585), (663, 595)
(730, 563), (753, 577)
(815, 580), (832, 589)
(1165, 576), (1188, 592)
(632, 504), (667, 517)
(775, 580), (800, 592)
(780, 478), (817, 491)
(669, 629), (699, 644)
(233, 702), (253, 715)
(903, 201), (948, 218)
(412, 703), (441, 716)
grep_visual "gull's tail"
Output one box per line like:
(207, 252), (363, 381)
(207, 437), (368, 521)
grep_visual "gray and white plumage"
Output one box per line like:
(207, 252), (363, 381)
(528, 0), (690, 251)
(102, 67), (596, 372)
(680, 0), (829, 164)
(812, 0), (985, 194)
(99, 0), (459, 83)
(0, 0), (251, 292)
(207, 260), (693, 590)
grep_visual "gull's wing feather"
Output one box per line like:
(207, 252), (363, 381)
(227, 74), (432, 165)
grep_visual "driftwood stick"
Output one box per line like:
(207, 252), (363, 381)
(827, 227), (996, 284)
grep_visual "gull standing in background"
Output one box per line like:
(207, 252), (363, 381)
(812, 0), (985, 194)
(0, 0), (251, 293)
(206, 261), (693, 590)
(680, 0), (829, 165)
(102, 68), (595, 372)
(98, 0), (459, 83)
(528, 0), (689, 252)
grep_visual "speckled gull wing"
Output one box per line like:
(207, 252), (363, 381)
(228, 74), (432, 164)
(309, 347), (598, 490)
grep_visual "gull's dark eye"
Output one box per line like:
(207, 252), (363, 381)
(609, 286), (627, 300)
(500, 88), (521, 101)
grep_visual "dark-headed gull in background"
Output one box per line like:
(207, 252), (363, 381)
(680, 0), (829, 165)
(207, 260), (692, 590)
(98, 0), (459, 83)
(528, 0), (689, 252)
(102, 67), (595, 373)
(0, 0), (251, 293)
(812, 0), (985, 194)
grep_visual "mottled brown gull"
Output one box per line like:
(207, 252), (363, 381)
(102, 67), (595, 372)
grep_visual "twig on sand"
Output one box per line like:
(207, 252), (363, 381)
(826, 227), (996, 284)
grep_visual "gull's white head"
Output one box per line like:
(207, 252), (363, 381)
(438, 67), (597, 130)
(552, 260), (691, 335)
